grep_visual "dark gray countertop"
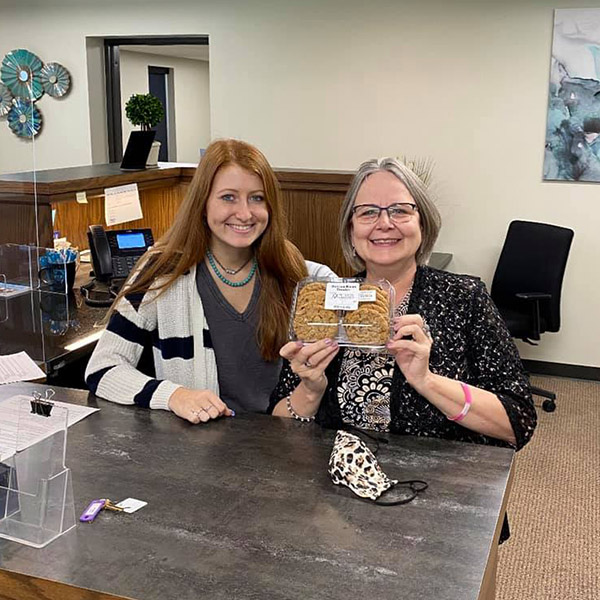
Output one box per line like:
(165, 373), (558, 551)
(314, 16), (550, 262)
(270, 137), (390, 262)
(0, 383), (513, 600)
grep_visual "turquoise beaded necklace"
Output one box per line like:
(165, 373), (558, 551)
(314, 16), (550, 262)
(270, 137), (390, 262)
(206, 249), (257, 287)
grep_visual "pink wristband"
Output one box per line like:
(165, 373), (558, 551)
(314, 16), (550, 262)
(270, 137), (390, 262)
(447, 382), (472, 422)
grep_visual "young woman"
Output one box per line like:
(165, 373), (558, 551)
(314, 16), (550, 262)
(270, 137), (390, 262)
(85, 139), (333, 423)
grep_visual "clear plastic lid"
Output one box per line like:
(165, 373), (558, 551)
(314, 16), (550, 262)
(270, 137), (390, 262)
(289, 277), (395, 351)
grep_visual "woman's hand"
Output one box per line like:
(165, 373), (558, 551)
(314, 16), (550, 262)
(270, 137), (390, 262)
(280, 338), (339, 398)
(387, 314), (433, 389)
(168, 387), (234, 424)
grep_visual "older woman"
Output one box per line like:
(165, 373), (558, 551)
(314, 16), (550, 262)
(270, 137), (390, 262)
(269, 157), (536, 452)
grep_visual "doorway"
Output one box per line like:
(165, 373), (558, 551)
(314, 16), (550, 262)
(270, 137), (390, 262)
(148, 66), (170, 161)
(101, 35), (209, 163)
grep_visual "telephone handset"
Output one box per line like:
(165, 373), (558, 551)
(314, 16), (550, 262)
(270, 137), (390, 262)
(88, 225), (112, 281)
(83, 225), (153, 307)
(87, 225), (154, 282)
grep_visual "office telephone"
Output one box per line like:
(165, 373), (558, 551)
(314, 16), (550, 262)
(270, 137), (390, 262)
(82, 225), (153, 307)
(88, 225), (154, 282)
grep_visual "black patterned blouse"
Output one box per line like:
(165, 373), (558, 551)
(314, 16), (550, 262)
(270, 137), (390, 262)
(268, 266), (537, 451)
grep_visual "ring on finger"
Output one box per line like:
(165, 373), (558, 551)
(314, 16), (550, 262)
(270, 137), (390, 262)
(422, 321), (433, 341)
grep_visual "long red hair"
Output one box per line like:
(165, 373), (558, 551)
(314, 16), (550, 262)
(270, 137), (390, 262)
(112, 139), (307, 361)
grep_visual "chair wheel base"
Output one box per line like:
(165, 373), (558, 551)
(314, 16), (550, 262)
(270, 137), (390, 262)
(542, 399), (556, 413)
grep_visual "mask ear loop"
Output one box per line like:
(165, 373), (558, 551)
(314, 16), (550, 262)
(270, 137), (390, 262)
(342, 424), (389, 455)
(374, 480), (429, 506)
(341, 426), (428, 505)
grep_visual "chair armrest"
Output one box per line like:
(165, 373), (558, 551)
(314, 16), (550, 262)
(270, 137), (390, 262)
(515, 292), (551, 300)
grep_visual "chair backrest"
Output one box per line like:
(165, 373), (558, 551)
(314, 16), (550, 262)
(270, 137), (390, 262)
(491, 220), (574, 333)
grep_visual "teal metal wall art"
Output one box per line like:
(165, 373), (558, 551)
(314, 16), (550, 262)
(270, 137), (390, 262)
(7, 98), (42, 137)
(1, 48), (43, 100)
(0, 48), (71, 139)
(40, 62), (70, 97)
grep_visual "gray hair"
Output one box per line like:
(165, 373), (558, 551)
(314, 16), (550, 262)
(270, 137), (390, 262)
(339, 157), (442, 271)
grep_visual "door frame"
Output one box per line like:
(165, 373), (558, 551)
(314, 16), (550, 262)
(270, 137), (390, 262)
(104, 35), (209, 163)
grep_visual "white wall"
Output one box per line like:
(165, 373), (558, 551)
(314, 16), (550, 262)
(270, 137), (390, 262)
(120, 50), (210, 163)
(0, 0), (598, 367)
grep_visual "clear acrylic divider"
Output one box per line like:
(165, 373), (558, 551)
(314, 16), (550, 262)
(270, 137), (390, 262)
(0, 244), (36, 298)
(0, 243), (77, 297)
(0, 244), (78, 365)
(0, 394), (76, 548)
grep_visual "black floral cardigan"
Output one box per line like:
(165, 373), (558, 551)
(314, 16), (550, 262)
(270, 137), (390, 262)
(269, 266), (537, 451)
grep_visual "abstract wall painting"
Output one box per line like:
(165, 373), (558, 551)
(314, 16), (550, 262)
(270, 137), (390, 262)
(544, 9), (600, 182)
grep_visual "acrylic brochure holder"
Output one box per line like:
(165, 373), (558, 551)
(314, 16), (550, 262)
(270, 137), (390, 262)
(0, 394), (76, 548)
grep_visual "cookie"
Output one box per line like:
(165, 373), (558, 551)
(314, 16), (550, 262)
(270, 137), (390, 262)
(294, 306), (338, 341)
(293, 282), (338, 341)
(343, 307), (390, 345)
(343, 284), (391, 345)
(300, 282), (327, 294)
(294, 283), (326, 308)
(359, 284), (391, 313)
(295, 290), (326, 312)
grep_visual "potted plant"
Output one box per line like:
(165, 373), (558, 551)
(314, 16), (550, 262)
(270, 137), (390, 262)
(124, 93), (165, 167)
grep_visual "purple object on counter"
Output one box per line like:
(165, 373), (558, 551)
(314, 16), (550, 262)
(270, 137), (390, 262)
(80, 499), (106, 523)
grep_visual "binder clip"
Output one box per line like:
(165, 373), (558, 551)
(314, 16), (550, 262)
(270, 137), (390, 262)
(30, 389), (56, 418)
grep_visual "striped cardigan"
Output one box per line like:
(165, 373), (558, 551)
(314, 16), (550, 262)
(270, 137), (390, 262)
(85, 265), (218, 409)
(85, 261), (336, 410)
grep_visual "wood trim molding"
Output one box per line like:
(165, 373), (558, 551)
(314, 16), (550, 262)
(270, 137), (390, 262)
(0, 570), (127, 600)
(523, 359), (600, 381)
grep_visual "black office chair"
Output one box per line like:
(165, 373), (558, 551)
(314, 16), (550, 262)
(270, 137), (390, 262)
(490, 220), (574, 413)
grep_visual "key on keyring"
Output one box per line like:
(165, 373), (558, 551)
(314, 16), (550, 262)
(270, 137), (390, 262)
(103, 499), (124, 512)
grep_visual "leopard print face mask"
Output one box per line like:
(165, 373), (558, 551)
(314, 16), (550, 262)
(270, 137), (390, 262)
(328, 430), (428, 505)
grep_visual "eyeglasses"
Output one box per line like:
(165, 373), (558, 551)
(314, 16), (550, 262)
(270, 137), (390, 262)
(352, 203), (418, 224)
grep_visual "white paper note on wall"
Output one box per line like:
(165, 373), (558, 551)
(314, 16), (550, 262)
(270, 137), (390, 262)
(104, 183), (143, 226)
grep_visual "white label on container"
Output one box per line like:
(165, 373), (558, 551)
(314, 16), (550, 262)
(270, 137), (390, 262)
(358, 290), (377, 302)
(325, 282), (359, 310)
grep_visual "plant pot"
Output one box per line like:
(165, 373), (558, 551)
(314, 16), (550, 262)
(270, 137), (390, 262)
(146, 141), (161, 167)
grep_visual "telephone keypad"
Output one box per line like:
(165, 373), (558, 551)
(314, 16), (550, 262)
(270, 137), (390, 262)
(112, 256), (140, 278)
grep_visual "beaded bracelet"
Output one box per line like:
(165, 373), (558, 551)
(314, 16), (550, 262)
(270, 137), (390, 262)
(285, 396), (315, 423)
(447, 382), (472, 422)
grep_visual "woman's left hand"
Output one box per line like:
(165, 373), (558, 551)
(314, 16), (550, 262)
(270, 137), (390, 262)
(387, 314), (433, 388)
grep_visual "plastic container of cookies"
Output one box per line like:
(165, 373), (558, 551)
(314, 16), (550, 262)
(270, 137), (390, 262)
(289, 277), (395, 351)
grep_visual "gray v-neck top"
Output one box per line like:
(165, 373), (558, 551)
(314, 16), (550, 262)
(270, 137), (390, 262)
(196, 261), (281, 413)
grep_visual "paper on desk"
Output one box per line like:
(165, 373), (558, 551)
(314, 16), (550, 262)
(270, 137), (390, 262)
(0, 352), (45, 385)
(104, 183), (143, 226)
(0, 394), (99, 461)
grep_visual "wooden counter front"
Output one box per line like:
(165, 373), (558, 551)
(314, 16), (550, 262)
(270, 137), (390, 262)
(0, 163), (355, 276)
